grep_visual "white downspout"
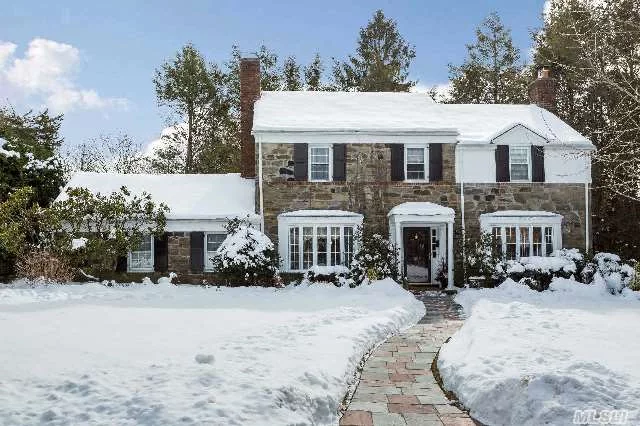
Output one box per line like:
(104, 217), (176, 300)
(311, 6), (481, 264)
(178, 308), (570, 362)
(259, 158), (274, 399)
(459, 145), (466, 283)
(585, 181), (589, 253)
(258, 134), (265, 232)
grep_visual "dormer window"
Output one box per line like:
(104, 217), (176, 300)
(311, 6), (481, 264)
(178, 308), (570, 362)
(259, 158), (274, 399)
(309, 145), (332, 182)
(509, 146), (531, 181)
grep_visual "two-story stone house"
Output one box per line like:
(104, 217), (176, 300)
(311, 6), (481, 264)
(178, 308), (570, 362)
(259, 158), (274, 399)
(240, 58), (594, 289)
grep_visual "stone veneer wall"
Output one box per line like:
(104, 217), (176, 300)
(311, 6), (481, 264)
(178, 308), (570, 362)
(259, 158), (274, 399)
(260, 143), (588, 255)
(167, 232), (190, 273)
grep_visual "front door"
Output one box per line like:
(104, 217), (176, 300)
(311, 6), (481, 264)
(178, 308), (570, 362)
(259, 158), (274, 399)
(403, 227), (431, 282)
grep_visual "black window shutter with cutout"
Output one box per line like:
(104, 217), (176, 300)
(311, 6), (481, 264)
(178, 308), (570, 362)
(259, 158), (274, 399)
(390, 144), (405, 181)
(495, 145), (510, 182)
(429, 144), (443, 181)
(333, 144), (346, 181)
(293, 144), (308, 181)
(190, 232), (204, 273)
(531, 145), (545, 182)
(115, 256), (127, 273)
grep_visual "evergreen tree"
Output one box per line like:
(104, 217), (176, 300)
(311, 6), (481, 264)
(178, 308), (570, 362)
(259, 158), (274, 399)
(152, 43), (232, 173)
(304, 53), (325, 91)
(282, 56), (302, 90)
(447, 12), (529, 104)
(332, 10), (416, 91)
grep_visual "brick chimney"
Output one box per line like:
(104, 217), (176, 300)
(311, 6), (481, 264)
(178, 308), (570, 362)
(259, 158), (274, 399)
(240, 57), (260, 178)
(529, 66), (556, 113)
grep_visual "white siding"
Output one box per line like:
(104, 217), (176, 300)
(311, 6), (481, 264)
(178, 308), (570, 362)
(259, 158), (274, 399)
(545, 148), (591, 183)
(491, 124), (548, 146)
(456, 146), (497, 183)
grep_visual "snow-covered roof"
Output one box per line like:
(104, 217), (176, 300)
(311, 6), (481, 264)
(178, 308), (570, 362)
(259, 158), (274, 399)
(278, 209), (363, 218)
(253, 91), (592, 146)
(388, 202), (455, 217)
(57, 172), (256, 220)
(480, 210), (562, 218)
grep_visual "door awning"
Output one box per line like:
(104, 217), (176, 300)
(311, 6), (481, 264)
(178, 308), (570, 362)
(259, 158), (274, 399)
(388, 202), (455, 222)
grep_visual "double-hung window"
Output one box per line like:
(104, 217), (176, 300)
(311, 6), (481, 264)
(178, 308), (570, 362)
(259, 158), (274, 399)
(204, 232), (227, 271)
(405, 145), (429, 181)
(509, 146), (530, 181)
(309, 145), (332, 181)
(128, 235), (154, 272)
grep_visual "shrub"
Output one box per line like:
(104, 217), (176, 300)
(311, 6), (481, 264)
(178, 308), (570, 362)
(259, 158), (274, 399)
(210, 219), (280, 287)
(586, 252), (635, 294)
(301, 265), (351, 287)
(496, 252), (577, 291)
(630, 261), (640, 291)
(349, 227), (399, 286)
(15, 249), (73, 284)
(464, 232), (502, 287)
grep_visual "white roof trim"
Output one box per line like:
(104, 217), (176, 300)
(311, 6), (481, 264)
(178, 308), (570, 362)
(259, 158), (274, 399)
(480, 210), (562, 218)
(388, 202), (455, 218)
(488, 122), (550, 144)
(278, 209), (364, 218)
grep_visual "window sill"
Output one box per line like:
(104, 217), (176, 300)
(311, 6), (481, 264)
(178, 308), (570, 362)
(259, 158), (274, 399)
(404, 179), (430, 183)
(127, 268), (154, 273)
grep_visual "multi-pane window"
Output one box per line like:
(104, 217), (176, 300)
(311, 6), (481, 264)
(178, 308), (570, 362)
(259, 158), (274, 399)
(129, 235), (154, 272)
(509, 146), (530, 181)
(330, 227), (341, 266)
(344, 227), (354, 267)
(205, 233), (227, 270)
(491, 225), (558, 260)
(289, 228), (300, 270)
(317, 227), (328, 266)
(302, 227), (314, 269)
(310, 146), (330, 181)
(505, 227), (517, 260)
(288, 225), (356, 271)
(406, 147), (427, 181)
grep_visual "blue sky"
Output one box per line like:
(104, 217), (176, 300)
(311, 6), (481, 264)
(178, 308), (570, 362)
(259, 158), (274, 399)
(0, 0), (547, 152)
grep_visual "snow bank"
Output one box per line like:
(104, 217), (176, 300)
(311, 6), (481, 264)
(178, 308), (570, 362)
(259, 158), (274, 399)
(0, 279), (424, 425)
(439, 278), (640, 425)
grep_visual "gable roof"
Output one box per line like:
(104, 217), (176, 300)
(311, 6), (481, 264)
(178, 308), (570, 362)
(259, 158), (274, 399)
(253, 91), (592, 147)
(57, 172), (256, 220)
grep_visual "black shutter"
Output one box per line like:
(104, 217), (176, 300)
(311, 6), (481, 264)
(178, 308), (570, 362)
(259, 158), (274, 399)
(154, 233), (168, 273)
(115, 256), (127, 273)
(293, 143), (308, 181)
(390, 144), (405, 181)
(190, 232), (204, 273)
(495, 145), (510, 182)
(429, 144), (443, 181)
(531, 145), (545, 182)
(333, 144), (346, 181)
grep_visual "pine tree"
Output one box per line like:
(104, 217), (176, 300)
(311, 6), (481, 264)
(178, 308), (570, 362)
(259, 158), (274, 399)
(304, 53), (324, 91)
(332, 10), (416, 92)
(282, 56), (302, 90)
(447, 12), (528, 104)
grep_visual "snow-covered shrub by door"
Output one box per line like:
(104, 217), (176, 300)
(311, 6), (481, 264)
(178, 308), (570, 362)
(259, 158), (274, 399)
(586, 252), (635, 294)
(210, 219), (280, 287)
(495, 250), (579, 291)
(300, 265), (351, 287)
(349, 228), (399, 287)
(464, 232), (502, 287)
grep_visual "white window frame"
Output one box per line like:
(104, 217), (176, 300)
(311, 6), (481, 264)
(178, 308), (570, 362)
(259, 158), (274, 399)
(404, 144), (429, 182)
(277, 213), (363, 273)
(204, 232), (227, 271)
(128, 235), (154, 273)
(509, 145), (531, 182)
(308, 144), (333, 182)
(482, 216), (562, 260)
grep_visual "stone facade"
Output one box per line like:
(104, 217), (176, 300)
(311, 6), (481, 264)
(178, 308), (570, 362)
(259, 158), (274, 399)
(260, 143), (588, 255)
(167, 232), (190, 273)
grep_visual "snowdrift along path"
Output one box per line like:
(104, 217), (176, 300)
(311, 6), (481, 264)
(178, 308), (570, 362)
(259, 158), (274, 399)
(0, 279), (424, 426)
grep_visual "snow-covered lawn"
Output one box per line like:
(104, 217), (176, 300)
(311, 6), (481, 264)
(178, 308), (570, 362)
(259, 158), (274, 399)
(438, 278), (640, 426)
(0, 279), (424, 426)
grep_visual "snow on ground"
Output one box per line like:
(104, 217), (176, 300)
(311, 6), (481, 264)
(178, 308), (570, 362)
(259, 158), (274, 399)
(438, 278), (640, 426)
(0, 279), (424, 426)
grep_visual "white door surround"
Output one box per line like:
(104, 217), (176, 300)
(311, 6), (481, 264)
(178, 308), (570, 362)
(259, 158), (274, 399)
(388, 202), (455, 290)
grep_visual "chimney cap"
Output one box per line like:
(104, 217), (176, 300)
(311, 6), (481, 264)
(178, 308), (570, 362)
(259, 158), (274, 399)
(537, 66), (552, 79)
(240, 56), (260, 62)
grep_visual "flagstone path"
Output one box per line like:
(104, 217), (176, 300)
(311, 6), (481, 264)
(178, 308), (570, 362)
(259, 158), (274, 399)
(340, 291), (478, 426)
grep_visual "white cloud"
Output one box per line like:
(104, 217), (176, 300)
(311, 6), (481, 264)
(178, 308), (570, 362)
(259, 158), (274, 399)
(0, 38), (128, 113)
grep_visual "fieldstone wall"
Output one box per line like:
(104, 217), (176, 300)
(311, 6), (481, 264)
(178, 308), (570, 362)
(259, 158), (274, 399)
(168, 232), (190, 273)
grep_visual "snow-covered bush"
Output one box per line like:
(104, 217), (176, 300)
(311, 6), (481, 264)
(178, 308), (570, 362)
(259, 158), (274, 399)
(464, 232), (502, 287)
(300, 265), (351, 287)
(210, 219), (280, 287)
(349, 228), (399, 287)
(585, 252), (635, 294)
(630, 262), (640, 291)
(496, 250), (578, 291)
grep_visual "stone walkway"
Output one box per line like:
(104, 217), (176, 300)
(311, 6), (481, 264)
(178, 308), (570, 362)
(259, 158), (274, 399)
(340, 291), (476, 426)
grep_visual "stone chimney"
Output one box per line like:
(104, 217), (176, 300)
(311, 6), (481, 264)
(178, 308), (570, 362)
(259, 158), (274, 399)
(240, 57), (260, 179)
(529, 66), (556, 113)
